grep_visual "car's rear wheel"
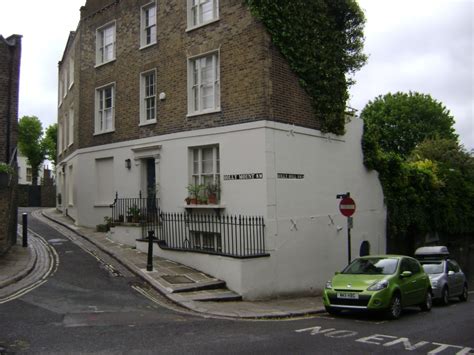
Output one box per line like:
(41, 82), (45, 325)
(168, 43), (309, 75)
(420, 290), (433, 312)
(325, 306), (341, 316)
(440, 286), (449, 306)
(459, 284), (468, 302)
(386, 293), (402, 320)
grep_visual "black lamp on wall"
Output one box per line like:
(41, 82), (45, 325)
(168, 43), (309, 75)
(125, 159), (131, 170)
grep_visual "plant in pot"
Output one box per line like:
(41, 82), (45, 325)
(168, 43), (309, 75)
(0, 162), (14, 187)
(127, 205), (141, 223)
(186, 184), (203, 205)
(206, 182), (220, 205)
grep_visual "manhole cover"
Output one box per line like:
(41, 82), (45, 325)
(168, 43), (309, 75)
(161, 275), (195, 284)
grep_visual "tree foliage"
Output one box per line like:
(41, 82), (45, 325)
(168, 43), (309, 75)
(43, 123), (58, 168)
(361, 92), (474, 239)
(362, 92), (457, 159)
(18, 116), (46, 186)
(245, 0), (367, 135)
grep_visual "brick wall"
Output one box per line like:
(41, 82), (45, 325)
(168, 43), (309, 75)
(0, 35), (21, 163)
(59, 0), (319, 157)
(0, 34), (21, 254)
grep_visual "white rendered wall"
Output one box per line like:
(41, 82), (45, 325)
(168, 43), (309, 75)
(59, 119), (386, 299)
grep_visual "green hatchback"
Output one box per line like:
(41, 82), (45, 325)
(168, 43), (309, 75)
(323, 255), (432, 319)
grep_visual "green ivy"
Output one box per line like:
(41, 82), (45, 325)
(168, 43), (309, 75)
(245, 0), (367, 135)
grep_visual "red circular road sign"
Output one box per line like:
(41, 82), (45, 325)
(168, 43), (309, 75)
(339, 197), (356, 217)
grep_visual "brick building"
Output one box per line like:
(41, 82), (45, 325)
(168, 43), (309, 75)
(58, 0), (386, 299)
(0, 34), (21, 255)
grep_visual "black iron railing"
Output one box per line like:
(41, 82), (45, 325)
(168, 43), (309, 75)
(153, 212), (268, 258)
(110, 192), (160, 225)
(110, 193), (268, 258)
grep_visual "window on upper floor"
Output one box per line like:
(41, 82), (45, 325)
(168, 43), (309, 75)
(63, 114), (69, 148)
(26, 168), (32, 183)
(58, 76), (63, 106)
(187, 51), (220, 116)
(68, 105), (74, 146)
(58, 121), (63, 152)
(64, 70), (68, 97)
(140, 70), (157, 125)
(95, 83), (115, 134)
(69, 57), (74, 89)
(187, 0), (219, 30)
(96, 21), (116, 66)
(141, 2), (157, 48)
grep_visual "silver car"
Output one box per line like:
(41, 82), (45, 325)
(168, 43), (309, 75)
(415, 246), (469, 305)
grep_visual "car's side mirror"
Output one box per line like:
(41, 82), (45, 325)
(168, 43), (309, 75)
(400, 271), (412, 278)
(448, 270), (455, 276)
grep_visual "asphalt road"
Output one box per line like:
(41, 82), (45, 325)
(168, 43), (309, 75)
(0, 209), (473, 354)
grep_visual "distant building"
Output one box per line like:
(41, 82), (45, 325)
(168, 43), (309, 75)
(17, 154), (48, 185)
(0, 34), (21, 255)
(57, 1), (386, 299)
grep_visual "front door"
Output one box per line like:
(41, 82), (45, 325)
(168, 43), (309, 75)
(146, 158), (156, 198)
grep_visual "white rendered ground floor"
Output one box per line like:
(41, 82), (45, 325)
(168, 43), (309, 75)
(57, 119), (386, 299)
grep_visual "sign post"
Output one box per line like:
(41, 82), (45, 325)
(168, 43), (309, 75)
(337, 192), (356, 265)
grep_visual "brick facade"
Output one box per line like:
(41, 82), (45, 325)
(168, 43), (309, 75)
(58, 0), (319, 159)
(0, 34), (21, 255)
(0, 35), (21, 164)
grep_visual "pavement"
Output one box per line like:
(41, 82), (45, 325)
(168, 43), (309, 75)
(0, 208), (325, 319)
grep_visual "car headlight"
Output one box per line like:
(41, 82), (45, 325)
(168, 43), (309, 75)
(430, 280), (438, 288)
(325, 280), (333, 289)
(367, 280), (389, 291)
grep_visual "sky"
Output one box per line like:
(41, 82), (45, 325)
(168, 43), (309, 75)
(1, 0), (473, 151)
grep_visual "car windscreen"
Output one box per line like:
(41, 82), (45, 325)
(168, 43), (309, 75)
(342, 258), (399, 275)
(421, 261), (444, 274)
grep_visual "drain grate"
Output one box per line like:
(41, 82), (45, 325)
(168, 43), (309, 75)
(161, 275), (195, 284)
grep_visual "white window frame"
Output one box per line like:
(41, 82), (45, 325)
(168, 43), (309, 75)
(26, 167), (32, 183)
(96, 21), (116, 66)
(58, 121), (63, 152)
(186, 0), (219, 30)
(69, 57), (74, 89)
(140, 69), (157, 125)
(187, 51), (220, 116)
(190, 145), (220, 187)
(68, 105), (74, 146)
(94, 83), (116, 135)
(140, 2), (157, 49)
(68, 165), (74, 206)
(63, 71), (68, 98)
(58, 75), (63, 107)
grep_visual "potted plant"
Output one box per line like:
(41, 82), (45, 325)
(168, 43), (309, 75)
(0, 162), (14, 187)
(104, 216), (114, 230)
(127, 205), (141, 223)
(186, 184), (203, 205)
(206, 182), (220, 205)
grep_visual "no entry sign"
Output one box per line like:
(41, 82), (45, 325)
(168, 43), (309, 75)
(339, 197), (356, 217)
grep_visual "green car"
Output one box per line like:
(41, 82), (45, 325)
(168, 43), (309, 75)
(323, 255), (433, 319)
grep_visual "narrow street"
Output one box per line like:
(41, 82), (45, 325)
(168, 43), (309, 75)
(0, 209), (473, 354)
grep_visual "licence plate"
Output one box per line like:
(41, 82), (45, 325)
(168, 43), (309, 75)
(337, 292), (359, 299)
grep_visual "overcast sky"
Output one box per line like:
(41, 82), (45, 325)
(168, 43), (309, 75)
(1, 0), (473, 150)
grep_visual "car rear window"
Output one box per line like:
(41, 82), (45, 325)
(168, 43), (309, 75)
(421, 261), (444, 274)
(342, 258), (399, 275)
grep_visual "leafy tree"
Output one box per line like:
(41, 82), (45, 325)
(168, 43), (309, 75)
(18, 116), (46, 186)
(362, 92), (457, 158)
(245, 0), (367, 135)
(361, 92), (473, 243)
(42, 123), (58, 169)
